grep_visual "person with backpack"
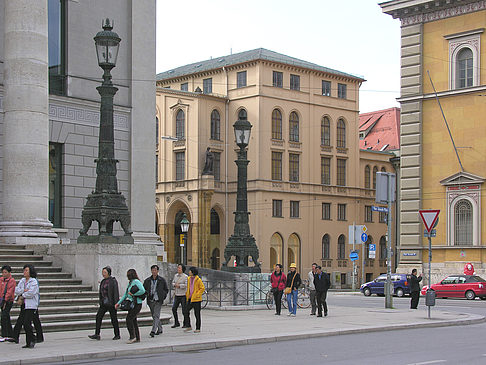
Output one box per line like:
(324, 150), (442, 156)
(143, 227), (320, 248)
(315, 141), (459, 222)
(115, 269), (145, 344)
(143, 265), (168, 337)
(0, 265), (16, 339)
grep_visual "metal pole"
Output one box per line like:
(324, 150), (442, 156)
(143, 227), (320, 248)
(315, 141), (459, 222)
(180, 234), (184, 265)
(428, 235), (432, 319)
(385, 173), (393, 308)
(352, 222), (356, 291)
(183, 233), (187, 266)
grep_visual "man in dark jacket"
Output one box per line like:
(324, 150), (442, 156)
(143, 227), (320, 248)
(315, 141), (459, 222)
(314, 266), (330, 317)
(143, 265), (168, 337)
(409, 269), (422, 309)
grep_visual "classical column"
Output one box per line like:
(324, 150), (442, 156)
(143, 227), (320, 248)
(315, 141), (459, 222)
(0, 0), (57, 243)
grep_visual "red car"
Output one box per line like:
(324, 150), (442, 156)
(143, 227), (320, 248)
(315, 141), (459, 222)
(421, 275), (486, 300)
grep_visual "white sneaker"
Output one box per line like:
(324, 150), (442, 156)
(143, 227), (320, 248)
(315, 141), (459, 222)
(290, 313), (296, 317)
(287, 313), (292, 316)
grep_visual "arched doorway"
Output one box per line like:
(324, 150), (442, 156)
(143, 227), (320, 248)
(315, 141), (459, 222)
(210, 208), (221, 270)
(288, 233), (301, 271)
(211, 248), (220, 270)
(270, 233), (283, 271)
(174, 211), (185, 264)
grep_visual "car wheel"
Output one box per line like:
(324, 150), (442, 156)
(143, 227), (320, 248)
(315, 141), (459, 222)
(395, 288), (404, 297)
(363, 287), (371, 297)
(465, 290), (476, 300)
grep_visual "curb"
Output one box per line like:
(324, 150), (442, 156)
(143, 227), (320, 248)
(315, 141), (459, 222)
(2, 313), (484, 365)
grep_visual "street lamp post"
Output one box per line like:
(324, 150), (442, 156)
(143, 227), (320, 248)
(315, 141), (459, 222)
(180, 213), (189, 265)
(78, 19), (133, 243)
(221, 110), (261, 273)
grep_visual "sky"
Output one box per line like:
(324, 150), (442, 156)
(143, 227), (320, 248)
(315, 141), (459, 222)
(156, 0), (401, 113)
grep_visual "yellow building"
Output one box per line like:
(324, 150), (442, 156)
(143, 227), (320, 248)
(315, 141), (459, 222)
(156, 48), (395, 287)
(381, 0), (486, 281)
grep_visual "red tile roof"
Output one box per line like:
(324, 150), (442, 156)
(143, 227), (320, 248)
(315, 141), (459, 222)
(359, 107), (400, 151)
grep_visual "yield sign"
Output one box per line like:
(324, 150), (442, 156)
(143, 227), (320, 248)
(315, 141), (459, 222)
(419, 210), (440, 233)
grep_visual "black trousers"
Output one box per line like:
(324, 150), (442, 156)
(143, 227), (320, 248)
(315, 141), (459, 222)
(411, 291), (420, 309)
(95, 304), (120, 336)
(1, 301), (13, 338)
(316, 291), (328, 315)
(309, 290), (317, 315)
(13, 307), (35, 346)
(126, 303), (142, 340)
(184, 301), (201, 330)
(273, 290), (283, 315)
(172, 295), (188, 326)
(13, 306), (43, 342)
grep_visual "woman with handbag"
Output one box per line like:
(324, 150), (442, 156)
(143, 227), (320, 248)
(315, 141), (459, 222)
(115, 269), (145, 344)
(88, 266), (120, 341)
(0, 265), (16, 339)
(183, 267), (205, 333)
(270, 264), (286, 316)
(285, 263), (301, 317)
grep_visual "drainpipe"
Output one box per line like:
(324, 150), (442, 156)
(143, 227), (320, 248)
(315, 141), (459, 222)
(223, 67), (230, 258)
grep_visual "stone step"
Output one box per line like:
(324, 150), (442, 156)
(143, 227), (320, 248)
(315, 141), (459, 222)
(11, 266), (62, 273)
(0, 249), (34, 255)
(11, 304), (99, 315)
(41, 291), (98, 299)
(11, 272), (72, 279)
(39, 285), (93, 292)
(6, 260), (53, 267)
(0, 255), (44, 261)
(0, 244), (26, 250)
(11, 278), (82, 285)
(28, 298), (99, 307)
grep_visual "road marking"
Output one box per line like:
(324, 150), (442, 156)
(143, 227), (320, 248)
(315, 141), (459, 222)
(407, 361), (447, 365)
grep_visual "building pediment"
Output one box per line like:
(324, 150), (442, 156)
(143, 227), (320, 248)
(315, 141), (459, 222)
(440, 171), (485, 186)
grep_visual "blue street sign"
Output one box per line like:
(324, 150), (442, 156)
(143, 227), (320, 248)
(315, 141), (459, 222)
(371, 206), (389, 213)
(350, 251), (359, 261)
(369, 243), (376, 252)
(361, 232), (368, 243)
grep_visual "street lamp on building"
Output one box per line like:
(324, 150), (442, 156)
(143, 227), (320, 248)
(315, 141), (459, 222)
(78, 19), (133, 243)
(221, 110), (261, 272)
(180, 213), (189, 265)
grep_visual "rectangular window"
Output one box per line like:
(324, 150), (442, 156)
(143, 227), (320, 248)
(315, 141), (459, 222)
(322, 203), (331, 220)
(272, 200), (283, 217)
(337, 204), (346, 221)
(322, 80), (331, 96)
(290, 74), (300, 91)
(365, 206), (373, 222)
(175, 152), (185, 181)
(337, 158), (346, 186)
(213, 152), (221, 181)
(338, 83), (347, 99)
(48, 0), (66, 95)
(237, 71), (247, 88)
(289, 153), (299, 182)
(290, 201), (300, 218)
(181, 83), (188, 91)
(203, 78), (212, 94)
(49, 143), (62, 228)
(271, 152), (282, 181)
(273, 71), (283, 88)
(379, 211), (387, 223)
(321, 157), (331, 185)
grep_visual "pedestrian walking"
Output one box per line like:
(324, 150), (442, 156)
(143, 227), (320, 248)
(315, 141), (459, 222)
(0, 265), (16, 339)
(285, 263), (301, 317)
(115, 269), (145, 344)
(8, 264), (39, 348)
(183, 267), (205, 333)
(32, 277), (43, 344)
(171, 264), (188, 328)
(143, 265), (168, 337)
(314, 266), (330, 317)
(308, 263), (317, 315)
(270, 264), (286, 315)
(88, 266), (120, 341)
(409, 269), (422, 309)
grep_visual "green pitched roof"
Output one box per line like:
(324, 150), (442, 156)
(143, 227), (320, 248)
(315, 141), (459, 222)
(156, 48), (364, 82)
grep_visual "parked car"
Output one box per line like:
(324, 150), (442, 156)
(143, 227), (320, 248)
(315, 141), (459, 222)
(420, 275), (486, 300)
(360, 274), (410, 297)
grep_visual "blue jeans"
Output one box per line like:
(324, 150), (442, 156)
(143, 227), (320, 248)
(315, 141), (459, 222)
(286, 290), (298, 315)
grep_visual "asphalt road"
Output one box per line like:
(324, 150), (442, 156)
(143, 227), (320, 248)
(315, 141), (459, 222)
(56, 295), (486, 365)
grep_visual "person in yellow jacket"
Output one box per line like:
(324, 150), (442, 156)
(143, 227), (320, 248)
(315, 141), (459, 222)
(183, 267), (205, 333)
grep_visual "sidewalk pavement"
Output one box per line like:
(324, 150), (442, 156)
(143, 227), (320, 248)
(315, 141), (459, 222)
(1, 298), (483, 365)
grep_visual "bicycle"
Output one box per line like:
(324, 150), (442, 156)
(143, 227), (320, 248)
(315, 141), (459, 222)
(266, 286), (311, 310)
(201, 289), (208, 309)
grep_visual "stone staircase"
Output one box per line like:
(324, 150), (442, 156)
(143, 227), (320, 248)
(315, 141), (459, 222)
(1, 244), (168, 332)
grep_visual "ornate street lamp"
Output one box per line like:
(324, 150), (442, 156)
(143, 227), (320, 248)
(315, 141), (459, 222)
(78, 19), (133, 243)
(180, 213), (189, 265)
(222, 110), (261, 272)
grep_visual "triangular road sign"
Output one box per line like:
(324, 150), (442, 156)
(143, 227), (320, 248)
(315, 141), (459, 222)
(419, 210), (440, 233)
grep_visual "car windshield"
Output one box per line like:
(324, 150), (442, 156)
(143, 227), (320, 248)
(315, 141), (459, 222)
(468, 276), (486, 282)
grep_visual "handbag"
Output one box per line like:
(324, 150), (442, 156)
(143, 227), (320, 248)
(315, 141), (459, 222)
(119, 298), (134, 311)
(284, 273), (296, 295)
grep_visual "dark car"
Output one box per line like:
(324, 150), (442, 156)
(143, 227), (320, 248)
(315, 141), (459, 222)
(360, 274), (410, 297)
(420, 275), (486, 300)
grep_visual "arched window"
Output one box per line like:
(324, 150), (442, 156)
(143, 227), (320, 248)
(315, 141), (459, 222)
(321, 116), (330, 146)
(337, 118), (346, 148)
(379, 236), (386, 260)
(176, 109), (185, 139)
(322, 234), (330, 259)
(365, 165), (370, 189)
(156, 117), (159, 147)
(456, 48), (473, 89)
(373, 166), (378, 189)
(455, 199), (473, 245)
(210, 208), (220, 235)
(210, 110), (220, 140)
(381, 167), (386, 172)
(289, 112), (299, 142)
(272, 109), (282, 140)
(338, 234), (346, 259)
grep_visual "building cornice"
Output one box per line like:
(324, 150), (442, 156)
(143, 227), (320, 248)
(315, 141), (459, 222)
(397, 84), (486, 102)
(156, 87), (228, 101)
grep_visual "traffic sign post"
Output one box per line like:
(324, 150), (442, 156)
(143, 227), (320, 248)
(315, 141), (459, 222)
(349, 224), (367, 290)
(369, 243), (376, 259)
(419, 209), (440, 319)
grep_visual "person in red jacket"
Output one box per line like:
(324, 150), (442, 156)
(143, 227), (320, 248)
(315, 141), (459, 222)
(0, 265), (16, 339)
(270, 264), (287, 315)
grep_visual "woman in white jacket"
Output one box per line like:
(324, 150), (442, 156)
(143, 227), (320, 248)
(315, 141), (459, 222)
(11, 264), (39, 348)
